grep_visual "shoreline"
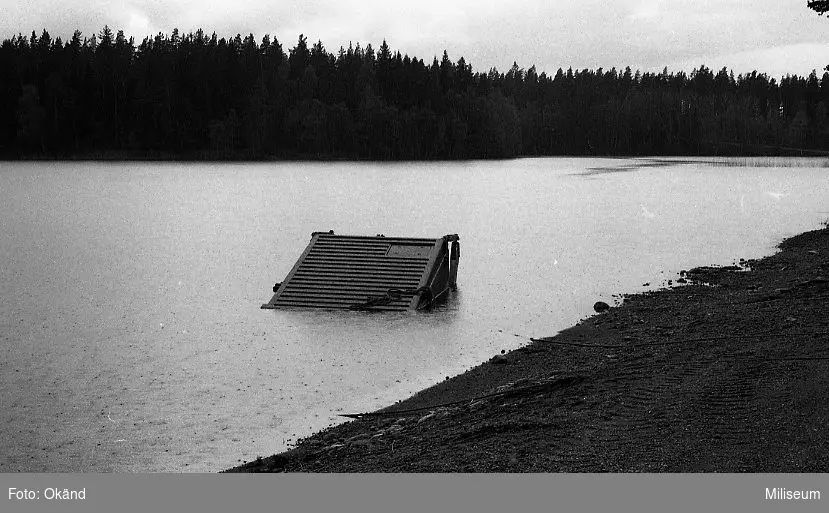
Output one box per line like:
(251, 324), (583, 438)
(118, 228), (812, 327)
(5, 148), (829, 163)
(227, 225), (829, 472)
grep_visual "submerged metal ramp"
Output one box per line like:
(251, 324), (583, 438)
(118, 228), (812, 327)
(261, 232), (460, 311)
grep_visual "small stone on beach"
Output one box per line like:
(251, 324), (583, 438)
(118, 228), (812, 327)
(593, 301), (610, 312)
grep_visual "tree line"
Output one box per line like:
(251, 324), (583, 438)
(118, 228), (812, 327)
(2, 27), (829, 159)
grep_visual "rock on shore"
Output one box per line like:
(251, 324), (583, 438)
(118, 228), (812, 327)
(227, 226), (829, 472)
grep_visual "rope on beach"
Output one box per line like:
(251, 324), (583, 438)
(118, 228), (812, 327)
(529, 336), (707, 348)
(339, 388), (523, 419)
(340, 330), (829, 418)
(769, 356), (829, 361)
(529, 338), (630, 349)
(338, 378), (582, 419)
(743, 293), (829, 305)
(608, 292), (829, 309)
(339, 397), (483, 419)
(682, 331), (829, 342)
(337, 339), (829, 419)
(531, 331), (829, 349)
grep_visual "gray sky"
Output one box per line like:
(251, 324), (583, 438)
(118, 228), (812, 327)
(4, 0), (829, 79)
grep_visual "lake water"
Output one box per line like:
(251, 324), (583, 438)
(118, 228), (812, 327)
(1, 157), (827, 472)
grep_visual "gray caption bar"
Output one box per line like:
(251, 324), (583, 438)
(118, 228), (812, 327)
(1, 473), (826, 513)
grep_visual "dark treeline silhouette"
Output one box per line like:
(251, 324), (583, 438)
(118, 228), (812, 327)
(809, 0), (829, 15)
(3, 27), (829, 159)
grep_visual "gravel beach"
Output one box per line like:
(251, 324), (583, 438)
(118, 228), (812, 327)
(227, 225), (829, 472)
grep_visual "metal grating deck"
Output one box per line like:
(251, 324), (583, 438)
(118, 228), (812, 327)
(261, 232), (455, 311)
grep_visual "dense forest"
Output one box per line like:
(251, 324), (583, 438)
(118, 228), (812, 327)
(2, 27), (829, 159)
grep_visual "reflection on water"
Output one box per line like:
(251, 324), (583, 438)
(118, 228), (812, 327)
(0, 157), (827, 471)
(580, 158), (695, 176)
(704, 156), (829, 167)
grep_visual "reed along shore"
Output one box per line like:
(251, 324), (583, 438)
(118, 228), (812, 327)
(228, 225), (829, 472)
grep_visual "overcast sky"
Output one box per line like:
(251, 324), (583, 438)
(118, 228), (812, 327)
(4, 0), (829, 79)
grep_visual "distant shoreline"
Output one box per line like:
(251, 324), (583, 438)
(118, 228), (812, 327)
(5, 144), (829, 163)
(6, 29), (829, 163)
(228, 224), (829, 472)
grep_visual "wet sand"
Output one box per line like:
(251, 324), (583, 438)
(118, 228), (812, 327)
(227, 225), (829, 472)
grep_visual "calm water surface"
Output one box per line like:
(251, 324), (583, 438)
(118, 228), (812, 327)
(1, 157), (827, 471)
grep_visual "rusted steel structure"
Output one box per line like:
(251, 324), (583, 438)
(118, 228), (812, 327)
(261, 232), (460, 311)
